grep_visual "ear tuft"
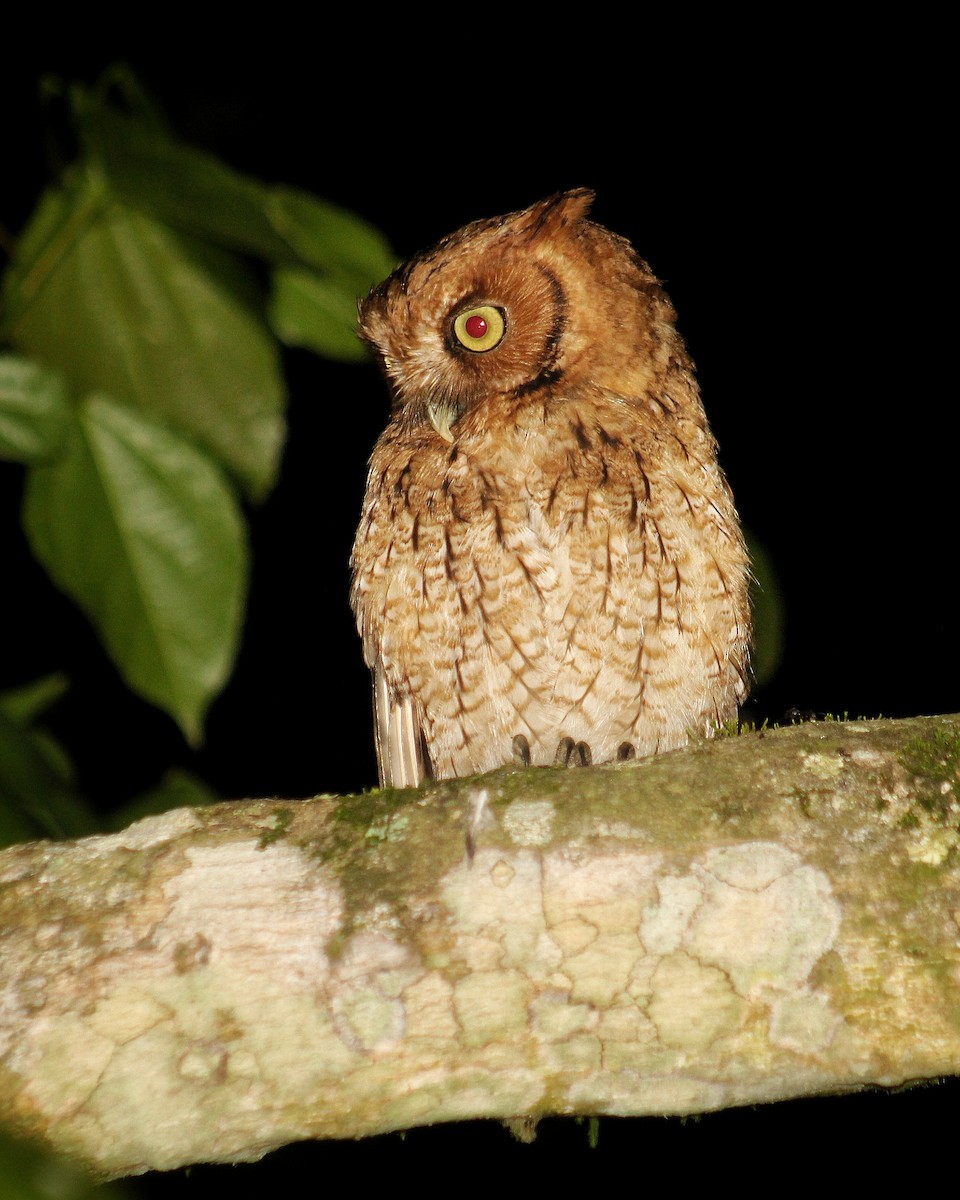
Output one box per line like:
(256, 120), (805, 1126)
(513, 189), (596, 241)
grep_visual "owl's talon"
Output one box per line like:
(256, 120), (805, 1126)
(617, 742), (636, 761)
(554, 736), (575, 767)
(553, 737), (592, 767)
(512, 734), (531, 767)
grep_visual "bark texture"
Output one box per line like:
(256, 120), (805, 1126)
(2, 714), (960, 1178)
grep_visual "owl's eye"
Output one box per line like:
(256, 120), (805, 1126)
(452, 305), (505, 353)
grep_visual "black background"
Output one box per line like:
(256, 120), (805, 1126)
(4, 31), (957, 1187)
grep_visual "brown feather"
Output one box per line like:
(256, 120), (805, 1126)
(351, 192), (751, 787)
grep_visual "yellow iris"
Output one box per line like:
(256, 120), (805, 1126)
(453, 305), (505, 352)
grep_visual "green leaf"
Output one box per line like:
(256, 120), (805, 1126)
(0, 675), (75, 792)
(265, 186), (395, 281)
(0, 180), (101, 334)
(79, 61), (172, 132)
(0, 354), (71, 462)
(6, 179), (285, 499)
(269, 265), (369, 361)
(0, 710), (94, 848)
(23, 394), (249, 743)
(0, 672), (70, 725)
(77, 99), (395, 287)
(265, 190), (396, 363)
(106, 767), (218, 831)
(747, 531), (784, 688)
(264, 187), (396, 360)
(76, 93), (394, 362)
(78, 102), (302, 265)
(0, 1129), (134, 1199)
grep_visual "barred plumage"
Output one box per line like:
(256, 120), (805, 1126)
(351, 191), (751, 787)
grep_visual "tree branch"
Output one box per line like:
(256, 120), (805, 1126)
(2, 714), (960, 1178)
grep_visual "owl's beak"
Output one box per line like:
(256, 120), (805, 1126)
(426, 398), (457, 443)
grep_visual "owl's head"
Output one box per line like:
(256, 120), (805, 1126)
(359, 190), (688, 439)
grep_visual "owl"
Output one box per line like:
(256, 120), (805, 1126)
(351, 190), (751, 788)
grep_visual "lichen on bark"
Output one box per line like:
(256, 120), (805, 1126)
(1, 714), (959, 1179)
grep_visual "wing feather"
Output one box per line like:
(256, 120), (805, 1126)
(373, 659), (430, 788)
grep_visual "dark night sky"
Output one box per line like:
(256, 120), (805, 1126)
(3, 38), (957, 1184)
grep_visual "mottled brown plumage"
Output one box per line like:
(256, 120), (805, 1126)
(351, 191), (751, 787)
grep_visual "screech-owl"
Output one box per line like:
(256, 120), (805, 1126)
(351, 190), (751, 788)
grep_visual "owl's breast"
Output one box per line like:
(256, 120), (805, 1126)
(350, 396), (750, 777)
